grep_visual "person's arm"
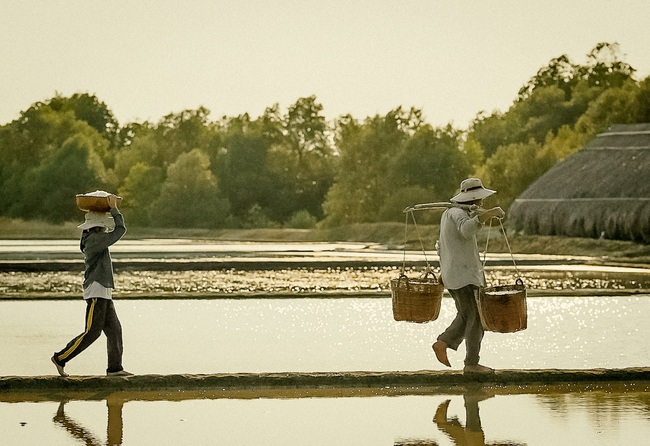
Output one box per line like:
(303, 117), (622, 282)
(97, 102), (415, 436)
(478, 206), (505, 224)
(107, 195), (127, 242)
(83, 196), (126, 255)
(450, 208), (483, 238)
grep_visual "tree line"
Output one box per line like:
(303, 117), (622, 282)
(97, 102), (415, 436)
(1, 43), (648, 229)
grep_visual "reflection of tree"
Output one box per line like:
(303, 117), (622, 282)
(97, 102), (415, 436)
(53, 396), (123, 446)
(535, 384), (650, 433)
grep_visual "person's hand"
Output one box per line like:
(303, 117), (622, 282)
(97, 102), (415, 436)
(478, 206), (505, 223)
(107, 195), (119, 210)
(490, 206), (505, 219)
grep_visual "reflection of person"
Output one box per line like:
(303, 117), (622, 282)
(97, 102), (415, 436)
(51, 195), (132, 377)
(53, 396), (124, 446)
(433, 392), (523, 446)
(433, 397), (486, 445)
(432, 178), (505, 374)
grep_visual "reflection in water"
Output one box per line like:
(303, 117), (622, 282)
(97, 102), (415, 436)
(431, 391), (524, 446)
(53, 397), (123, 446)
(2, 383), (649, 445)
(434, 397), (487, 445)
(394, 439), (440, 445)
(397, 388), (526, 446)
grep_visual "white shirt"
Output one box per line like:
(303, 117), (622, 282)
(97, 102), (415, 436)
(83, 281), (113, 300)
(438, 207), (486, 290)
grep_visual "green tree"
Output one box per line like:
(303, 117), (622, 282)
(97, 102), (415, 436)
(153, 149), (230, 228)
(117, 162), (164, 226)
(578, 42), (635, 88)
(155, 108), (215, 167)
(377, 185), (436, 223)
(266, 96), (335, 223)
(114, 121), (154, 149)
(113, 129), (163, 181)
(476, 139), (553, 210)
(509, 85), (574, 143)
(284, 96), (329, 160)
(540, 125), (586, 162)
(467, 111), (512, 159)
(389, 124), (468, 196)
(0, 102), (112, 220)
(632, 76), (650, 123)
(114, 108), (217, 179)
(378, 124), (470, 222)
(322, 108), (419, 226)
(216, 114), (276, 225)
(575, 79), (645, 138)
(19, 132), (109, 222)
(518, 54), (577, 101)
(48, 93), (120, 148)
(472, 42), (637, 157)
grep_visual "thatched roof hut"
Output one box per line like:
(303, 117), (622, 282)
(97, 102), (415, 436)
(509, 124), (650, 243)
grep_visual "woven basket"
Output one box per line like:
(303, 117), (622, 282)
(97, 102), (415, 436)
(477, 278), (527, 333)
(76, 192), (122, 212)
(390, 271), (444, 323)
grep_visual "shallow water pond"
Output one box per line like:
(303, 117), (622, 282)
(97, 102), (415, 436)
(1, 295), (648, 376)
(2, 383), (649, 445)
(1, 296), (649, 445)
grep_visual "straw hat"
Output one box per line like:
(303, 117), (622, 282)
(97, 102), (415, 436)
(77, 212), (115, 230)
(450, 178), (496, 203)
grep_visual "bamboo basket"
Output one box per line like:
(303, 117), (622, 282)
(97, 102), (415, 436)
(390, 271), (444, 323)
(76, 191), (122, 212)
(477, 278), (527, 333)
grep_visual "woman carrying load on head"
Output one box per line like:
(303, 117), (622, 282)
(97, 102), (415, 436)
(51, 194), (133, 377)
(432, 178), (505, 374)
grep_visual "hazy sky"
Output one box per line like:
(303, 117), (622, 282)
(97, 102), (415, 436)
(1, 0), (648, 129)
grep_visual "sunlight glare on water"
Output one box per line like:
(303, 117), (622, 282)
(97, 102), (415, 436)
(0, 295), (648, 376)
(1, 295), (649, 445)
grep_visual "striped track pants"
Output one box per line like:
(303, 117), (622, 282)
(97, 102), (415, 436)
(53, 298), (124, 374)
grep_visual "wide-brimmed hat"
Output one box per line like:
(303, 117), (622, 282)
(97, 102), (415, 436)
(450, 178), (496, 203)
(77, 212), (114, 230)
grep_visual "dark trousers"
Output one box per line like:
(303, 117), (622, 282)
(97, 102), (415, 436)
(54, 298), (124, 373)
(437, 285), (484, 366)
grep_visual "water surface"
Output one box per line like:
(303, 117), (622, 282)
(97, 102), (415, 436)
(2, 383), (648, 445)
(1, 296), (647, 376)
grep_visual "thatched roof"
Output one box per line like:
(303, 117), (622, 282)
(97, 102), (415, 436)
(509, 124), (650, 243)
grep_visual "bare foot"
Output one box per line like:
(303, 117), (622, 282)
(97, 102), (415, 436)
(432, 340), (451, 367)
(463, 364), (495, 375)
(51, 355), (68, 377)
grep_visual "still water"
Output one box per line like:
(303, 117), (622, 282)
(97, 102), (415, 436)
(2, 383), (649, 446)
(1, 296), (649, 445)
(1, 296), (649, 375)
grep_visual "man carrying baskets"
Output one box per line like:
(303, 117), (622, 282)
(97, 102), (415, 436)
(432, 178), (505, 374)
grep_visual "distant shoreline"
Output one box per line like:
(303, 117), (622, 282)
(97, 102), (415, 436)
(1, 219), (650, 264)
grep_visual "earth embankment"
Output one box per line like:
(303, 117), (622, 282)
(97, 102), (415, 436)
(2, 368), (649, 394)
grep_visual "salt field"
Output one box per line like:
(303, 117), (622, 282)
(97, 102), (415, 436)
(1, 240), (649, 445)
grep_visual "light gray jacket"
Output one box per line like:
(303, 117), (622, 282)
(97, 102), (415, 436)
(438, 207), (485, 290)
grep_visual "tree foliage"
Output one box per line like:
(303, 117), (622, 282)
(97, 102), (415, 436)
(322, 109), (412, 226)
(153, 149), (229, 228)
(0, 43), (646, 230)
(467, 42), (646, 213)
(475, 139), (553, 210)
